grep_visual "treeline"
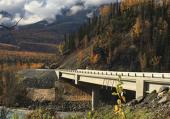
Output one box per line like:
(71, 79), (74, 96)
(59, 0), (170, 72)
(0, 50), (57, 64)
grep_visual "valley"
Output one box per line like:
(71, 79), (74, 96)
(0, 0), (170, 119)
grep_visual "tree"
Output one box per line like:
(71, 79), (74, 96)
(58, 43), (65, 55)
(131, 16), (143, 39)
(0, 17), (23, 46)
(83, 35), (89, 48)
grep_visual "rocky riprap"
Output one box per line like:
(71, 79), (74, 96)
(127, 86), (170, 119)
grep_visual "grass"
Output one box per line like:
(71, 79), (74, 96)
(125, 107), (153, 119)
(69, 106), (154, 119)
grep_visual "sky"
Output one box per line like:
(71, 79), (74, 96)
(0, 0), (115, 25)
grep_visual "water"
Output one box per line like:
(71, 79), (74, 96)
(0, 107), (30, 119)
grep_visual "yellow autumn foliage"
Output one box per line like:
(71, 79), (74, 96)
(77, 51), (84, 63)
(131, 16), (143, 39)
(58, 43), (65, 55)
(121, 0), (144, 11)
(100, 5), (111, 17)
(90, 54), (100, 64)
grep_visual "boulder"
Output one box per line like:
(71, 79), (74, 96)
(143, 90), (157, 104)
(157, 86), (169, 98)
(50, 63), (59, 69)
(158, 94), (170, 104)
(158, 92), (165, 98)
(127, 99), (138, 106)
(158, 86), (169, 93)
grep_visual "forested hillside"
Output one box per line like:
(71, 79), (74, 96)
(60, 0), (170, 72)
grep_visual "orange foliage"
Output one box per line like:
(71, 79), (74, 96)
(31, 63), (43, 68)
(0, 50), (56, 72)
(0, 63), (43, 72)
(139, 53), (147, 71)
(77, 51), (84, 63)
(131, 16), (142, 39)
(100, 5), (111, 16)
(0, 50), (57, 63)
(90, 54), (100, 64)
(83, 35), (88, 48)
(121, 0), (143, 11)
(121, 0), (170, 12)
(0, 50), (55, 58)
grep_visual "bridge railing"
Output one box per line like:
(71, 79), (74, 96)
(59, 69), (170, 79)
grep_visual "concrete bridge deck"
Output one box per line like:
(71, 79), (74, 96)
(56, 69), (170, 98)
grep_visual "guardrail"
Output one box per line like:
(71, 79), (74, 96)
(59, 69), (170, 78)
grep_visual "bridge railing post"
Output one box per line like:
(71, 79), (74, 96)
(136, 79), (145, 98)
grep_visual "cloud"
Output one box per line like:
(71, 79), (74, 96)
(0, 0), (25, 15)
(86, 12), (94, 18)
(68, 5), (84, 15)
(0, 0), (115, 25)
(83, 0), (115, 7)
(0, 14), (16, 26)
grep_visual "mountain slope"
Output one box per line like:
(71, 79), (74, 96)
(60, 1), (170, 72)
(0, 9), (92, 53)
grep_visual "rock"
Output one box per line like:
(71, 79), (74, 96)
(157, 89), (170, 98)
(136, 96), (144, 103)
(50, 63), (59, 69)
(158, 86), (169, 93)
(151, 90), (157, 93)
(45, 66), (50, 69)
(158, 96), (167, 104)
(28, 106), (32, 110)
(15, 103), (19, 107)
(158, 92), (165, 98)
(158, 94), (170, 104)
(143, 90), (157, 104)
(127, 99), (138, 106)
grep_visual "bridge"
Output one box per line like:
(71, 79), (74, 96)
(54, 69), (170, 110)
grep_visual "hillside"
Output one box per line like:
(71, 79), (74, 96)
(60, 0), (170, 72)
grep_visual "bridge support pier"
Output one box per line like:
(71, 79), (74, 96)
(136, 79), (144, 98)
(91, 89), (100, 111)
(75, 74), (79, 85)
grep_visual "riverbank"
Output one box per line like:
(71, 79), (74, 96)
(0, 106), (84, 119)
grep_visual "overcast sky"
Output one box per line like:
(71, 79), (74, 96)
(0, 0), (115, 25)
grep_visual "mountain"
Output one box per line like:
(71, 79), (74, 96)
(0, 8), (93, 53)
